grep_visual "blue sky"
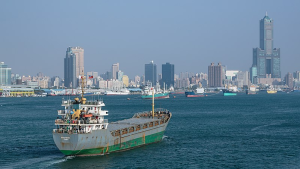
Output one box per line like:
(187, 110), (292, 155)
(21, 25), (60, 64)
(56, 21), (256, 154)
(1, 0), (300, 79)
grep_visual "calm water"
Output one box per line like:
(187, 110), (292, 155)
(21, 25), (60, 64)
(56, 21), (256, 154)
(1, 93), (300, 168)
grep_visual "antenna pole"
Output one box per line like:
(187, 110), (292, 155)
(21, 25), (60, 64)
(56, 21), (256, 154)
(81, 71), (85, 101)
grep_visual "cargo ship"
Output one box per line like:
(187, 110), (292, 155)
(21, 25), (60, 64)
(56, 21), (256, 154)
(185, 88), (205, 97)
(53, 76), (171, 156)
(141, 86), (169, 99)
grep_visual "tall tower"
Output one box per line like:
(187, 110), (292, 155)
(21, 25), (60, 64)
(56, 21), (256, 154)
(208, 63), (223, 87)
(251, 13), (281, 84)
(145, 61), (157, 86)
(161, 62), (174, 88)
(111, 63), (119, 80)
(0, 62), (11, 86)
(64, 47), (77, 88)
(71, 47), (84, 77)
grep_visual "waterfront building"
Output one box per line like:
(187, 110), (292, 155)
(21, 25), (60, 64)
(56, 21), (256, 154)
(161, 62), (175, 88)
(236, 71), (250, 88)
(0, 62), (11, 86)
(208, 63), (223, 87)
(26, 81), (39, 88)
(225, 70), (239, 81)
(122, 75), (129, 87)
(175, 78), (190, 89)
(285, 72), (293, 90)
(145, 61), (157, 86)
(116, 70), (124, 81)
(134, 75), (140, 85)
(293, 71), (300, 81)
(250, 13), (281, 84)
(111, 63), (119, 80)
(51, 76), (61, 88)
(0, 87), (34, 97)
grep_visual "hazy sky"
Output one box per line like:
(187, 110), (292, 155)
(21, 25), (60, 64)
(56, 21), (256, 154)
(1, 0), (300, 79)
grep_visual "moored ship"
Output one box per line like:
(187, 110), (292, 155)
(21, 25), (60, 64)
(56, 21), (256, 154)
(246, 85), (257, 95)
(53, 76), (171, 156)
(104, 88), (130, 95)
(141, 86), (169, 99)
(185, 88), (205, 97)
(223, 86), (238, 96)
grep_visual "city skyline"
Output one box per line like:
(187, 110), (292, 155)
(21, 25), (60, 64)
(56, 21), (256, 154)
(1, 1), (300, 78)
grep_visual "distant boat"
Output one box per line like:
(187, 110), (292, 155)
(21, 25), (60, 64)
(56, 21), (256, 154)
(141, 86), (169, 99)
(246, 85), (257, 95)
(223, 89), (237, 96)
(104, 89), (130, 95)
(185, 88), (205, 97)
(267, 90), (277, 94)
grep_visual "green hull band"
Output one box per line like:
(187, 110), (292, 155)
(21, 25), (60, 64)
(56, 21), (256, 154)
(223, 93), (237, 96)
(61, 131), (165, 156)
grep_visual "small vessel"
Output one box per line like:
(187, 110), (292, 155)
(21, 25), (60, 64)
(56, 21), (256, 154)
(53, 75), (172, 156)
(223, 86), (238, 96)
(185, 88), (205, 97)
(104, 88), (130, 95)
(267, 90), (277, 94)
(141, 86), (169, 99)
(223, 89), (237, 96)
(246, 85), (257, 95)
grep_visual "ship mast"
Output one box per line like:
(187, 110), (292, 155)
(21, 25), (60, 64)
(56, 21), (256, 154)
(80, 71), (85, 102)
(152, 87), (154, 118)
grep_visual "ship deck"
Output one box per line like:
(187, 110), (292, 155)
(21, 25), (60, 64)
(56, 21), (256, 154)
(108, 117), (159, 132)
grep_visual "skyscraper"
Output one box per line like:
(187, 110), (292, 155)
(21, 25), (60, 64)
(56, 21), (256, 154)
(64, 47), (77, 88)
(251, 13), (281, 84)
(111, 63), (119, 80)
(71, 47), (84, 78)
(0, 62), (11, 86)
(161, 62), (174, 88)
(145, 61), (157, 86)
(64, 47), (84, 88)
(208, 63), (223, 87)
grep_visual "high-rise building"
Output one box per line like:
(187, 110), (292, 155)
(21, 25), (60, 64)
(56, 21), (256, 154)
(116, 70), (124, 81)
(71, 47), (84, 78)
(293, 71), (300, 81)
(0, 62), (11, 86)
(145, 61), (157, 86)
(208, 63), (223, 87)
(285, 72), (293, 90)
(64, 47), (77, 88)
(111, 63), (119, 80)
(64, 47), (84, 88)
(161, 62), (174, 88)
(251, 13), (281, 84)
(122, 75), (129, 87)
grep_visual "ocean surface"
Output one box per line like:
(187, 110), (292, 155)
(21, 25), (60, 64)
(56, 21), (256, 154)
(1, 92), (300, 169)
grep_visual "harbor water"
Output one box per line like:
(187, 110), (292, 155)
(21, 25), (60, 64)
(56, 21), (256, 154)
(1, 93), (300, 168)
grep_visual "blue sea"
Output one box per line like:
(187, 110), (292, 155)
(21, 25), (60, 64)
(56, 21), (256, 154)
(1, 93), (300, 168)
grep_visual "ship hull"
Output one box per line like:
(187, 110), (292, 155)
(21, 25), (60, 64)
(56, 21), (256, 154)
(185, 91), (204, 97)
(186, 95), (204, 97)
(223, 93), (237, 96)
(246, 90), (256, 95)
(53, 121), (169, 156)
